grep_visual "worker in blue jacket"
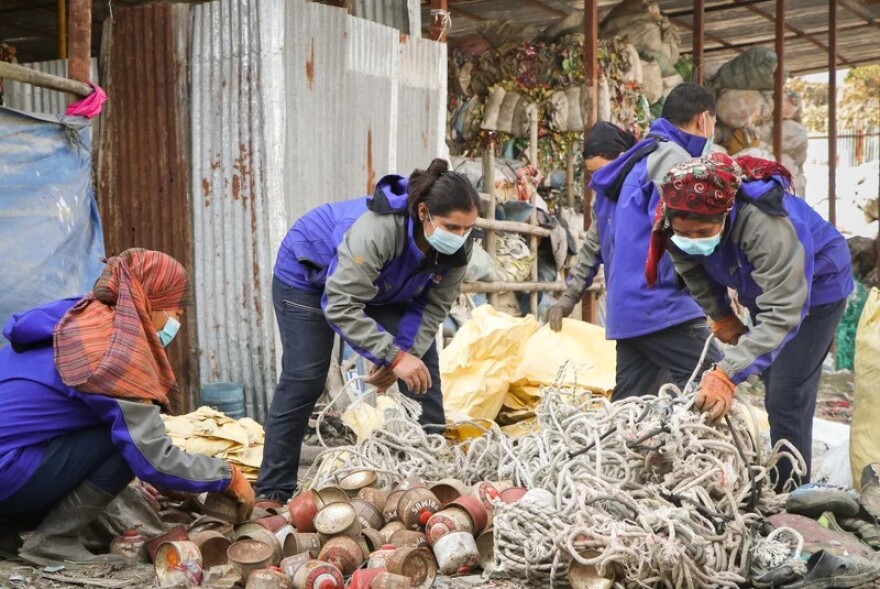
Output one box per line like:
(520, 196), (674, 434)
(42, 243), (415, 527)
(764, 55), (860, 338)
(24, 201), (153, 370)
(548, 84), (723, 399)
(647, 153), (853, 488)
(257, 159), (480, 502)
(0, 249), (254, 564)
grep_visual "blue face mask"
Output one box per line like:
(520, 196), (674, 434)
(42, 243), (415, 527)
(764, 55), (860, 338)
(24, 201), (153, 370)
(425, 214), (470, 255)
(671, 233), (722, 256)
(157, 313), (181, 348)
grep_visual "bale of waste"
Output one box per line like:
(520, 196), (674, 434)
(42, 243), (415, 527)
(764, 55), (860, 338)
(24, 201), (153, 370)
(716, 89), (773, 128)
(712, 47), (782, 91)
(640, 59), (664, 105)
(601, 0), (680, 76)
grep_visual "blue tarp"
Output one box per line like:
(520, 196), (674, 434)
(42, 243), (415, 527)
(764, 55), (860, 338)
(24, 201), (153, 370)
(0, 107), (104, 345)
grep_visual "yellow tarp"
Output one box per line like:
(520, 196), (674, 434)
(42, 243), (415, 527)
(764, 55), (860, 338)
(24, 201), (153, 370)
(440, 305), (540, 421)
(851, 288), (880, 489)
(162, 406), (264, 481)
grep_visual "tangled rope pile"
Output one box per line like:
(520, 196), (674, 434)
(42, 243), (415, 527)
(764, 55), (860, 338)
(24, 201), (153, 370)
(304, 365), (808, 588)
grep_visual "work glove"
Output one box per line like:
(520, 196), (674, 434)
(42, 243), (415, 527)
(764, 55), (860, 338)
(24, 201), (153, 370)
(365, 365), (398, 392)
(547, 294), (578, 332)
(712, 314), (747, 345)
(224, 464), (255, 521)
(391, 350), (432, 394)
(694, 368), (737, 422)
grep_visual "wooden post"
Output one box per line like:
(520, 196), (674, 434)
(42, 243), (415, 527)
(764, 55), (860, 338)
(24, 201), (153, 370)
(58, 0), (68, 59)
(430, 0), (448, 42)
(828, 0), (838, 226)
(68, 0), (92, 85)
(482, 134), (497, 307)
(528, 106), (540, 316)
(566, 151), (576, 210)
(693, 0), (705, 84)
(581, 0), (598, 324)
(773, 0), (785, 161)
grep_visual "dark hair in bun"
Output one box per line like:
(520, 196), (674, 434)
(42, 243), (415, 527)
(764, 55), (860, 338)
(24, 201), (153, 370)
(407, 158), (480, 220)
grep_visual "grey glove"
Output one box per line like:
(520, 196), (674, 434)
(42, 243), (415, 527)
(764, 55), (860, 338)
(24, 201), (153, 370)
(547, 294), (578, 332)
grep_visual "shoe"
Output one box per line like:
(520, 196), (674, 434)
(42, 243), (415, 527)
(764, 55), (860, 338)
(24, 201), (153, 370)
(837, 510), (880, 550)
(19, 481), (124, 566)
(859, 463), (880, 520)
(779, 549), (880, 589)
(786, 483), (860, 519)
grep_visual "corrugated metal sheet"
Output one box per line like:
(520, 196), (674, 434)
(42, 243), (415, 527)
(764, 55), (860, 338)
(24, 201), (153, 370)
(285, 0), (447, 222)
(190, 0), (287, 422)
(809, 131), (880, 168)
(96, 4), (198, 415)
(352, 0), (420, 34)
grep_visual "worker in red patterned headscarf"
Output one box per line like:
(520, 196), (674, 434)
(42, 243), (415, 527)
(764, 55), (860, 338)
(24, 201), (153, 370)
(647, 153), (853, 489)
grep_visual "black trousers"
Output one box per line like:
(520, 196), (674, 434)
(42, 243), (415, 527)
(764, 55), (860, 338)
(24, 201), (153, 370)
(612, 318), (722, 401)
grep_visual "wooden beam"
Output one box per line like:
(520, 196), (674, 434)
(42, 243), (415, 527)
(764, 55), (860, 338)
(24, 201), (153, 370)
(581, 0), (598, 325)
(829, 0), (837, 226)
(68, 0), (91, 84)
(461, 281), (569, 294)
(474, 216), (552, 238)
(58, 0), (66, 59)
(838, 0), (880, 30)
(693, 0), (706, 84)
(773, 0), (784, 161)
(0, 61), (91, 96)
(728, 0), (855, 67)
(701, 20), (869, 52)
(666, 0), (769, 17)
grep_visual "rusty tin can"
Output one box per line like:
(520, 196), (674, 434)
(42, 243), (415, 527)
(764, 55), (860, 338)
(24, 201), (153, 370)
(379, 521), (407, 543)
(348, 566), (385, 589)
(205, 492), (242, 524)
(498, 487), (527, 504)
(361, 528), (387, 554)
(425, 507), (474, 545)
(389, 530), (429, 549)
(316, 536), (364, 576)
(189, 515), (234, 539)
(288, 490), (324, 533)
(154, 540), (203, 587)
(448, 495), (489, 535)
(316, 486), (349, 506)
(367, 543), (398, 569)
(239, 528), (283, 565)
(371, 572), (411, 589)
(338, 470), (378, 494)
(283, 533), (323, 559)
(279, 553), (309, 578)
(475, 526), (494, 572)
(291, 560), (343, 589)
(246, 567), (292, 589)
(398, 488), (441, 530)
(382, 490), (405, 523)
(432, 531), (480, 575)
(429, 478), (468, 508)
(110, 529), (149, 566)
(146, 524), (188, 562)
(228, 539), (274, 583)
(356, 487), (388, 511)
(350, 498), (385, 530)
(191, 530), (232, 568)
(385, 547), (437, 589)
(257, 515), (289, 533)
(391, 476), (426, 492)
(314, 502), (362, 539)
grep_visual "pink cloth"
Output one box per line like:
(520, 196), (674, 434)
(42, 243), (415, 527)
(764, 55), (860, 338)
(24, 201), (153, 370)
(65, 83), (107, 119)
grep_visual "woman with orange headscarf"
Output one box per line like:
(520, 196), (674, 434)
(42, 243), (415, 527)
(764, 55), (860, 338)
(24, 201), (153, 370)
(0, 249), (254, 564)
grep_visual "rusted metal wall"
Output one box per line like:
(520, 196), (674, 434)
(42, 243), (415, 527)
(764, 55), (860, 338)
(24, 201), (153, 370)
(190, 0), (287, 422)
(352, 0), (420, 34)
(96, 3), (198, 415)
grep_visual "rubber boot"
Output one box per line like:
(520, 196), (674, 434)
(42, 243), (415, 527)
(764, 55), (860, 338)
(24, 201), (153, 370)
(19, 481), (123, 565)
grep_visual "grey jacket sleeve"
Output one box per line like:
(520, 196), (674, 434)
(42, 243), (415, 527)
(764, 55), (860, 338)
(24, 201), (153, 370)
(85, 396), (232, 493)
(717, 206), (811, 384)
(668, 248), (733, 321)
(563, 207), (601, 302)
(409, 258), (468, 358)
(322, 214), (401, 366)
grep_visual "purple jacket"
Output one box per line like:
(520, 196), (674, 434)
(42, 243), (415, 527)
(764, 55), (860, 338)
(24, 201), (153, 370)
(0, 299), (232, 501)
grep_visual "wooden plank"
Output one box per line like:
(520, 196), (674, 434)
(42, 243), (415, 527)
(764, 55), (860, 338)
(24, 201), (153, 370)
(693, 0), (706, 84)
(475, 217), (552, 238)
(461, 281), (569, 294)
(829, 0), (838, 226)
(68, 0), (92, 83)
(0, 60), (91, 96)
(773, 0), (785, 160)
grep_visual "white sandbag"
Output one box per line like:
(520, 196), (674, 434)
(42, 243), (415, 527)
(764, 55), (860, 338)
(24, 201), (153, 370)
(549, 89), (569, 133)
(601, 0), (680, 75)
(641, 59), (663, 105)
(712, 47), (781, 91)
(481, 86), (506, 131)
(732, 144), (775, 161)
(542, 11), (584, 42)
(662, 74), (683, 99)
(782, 120), (809, 166)
(622, 43), (644, 85)
(717, 89), (773, 128)
(566, 86), (584, 131)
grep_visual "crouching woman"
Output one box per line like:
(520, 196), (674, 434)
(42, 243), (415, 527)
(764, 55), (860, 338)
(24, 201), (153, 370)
(0, 249), (254, 563)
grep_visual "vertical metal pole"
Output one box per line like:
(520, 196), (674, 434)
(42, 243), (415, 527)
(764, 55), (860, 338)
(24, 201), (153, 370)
(430, 0), (448, 42)
(828, 0), (838, 226)
(581, 0), (598, 324)
(482, 134), (497, 307)
(773, 0), (785, 161)
(68, 0), (91, 84)
(566, 152), (576, 210)
(693, 0), (705, 85)
(528, 107), (539, 316)
(58, 0), (68, 59)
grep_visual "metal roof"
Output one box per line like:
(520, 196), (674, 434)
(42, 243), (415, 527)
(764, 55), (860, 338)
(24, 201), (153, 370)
(423, 0), (880, 75)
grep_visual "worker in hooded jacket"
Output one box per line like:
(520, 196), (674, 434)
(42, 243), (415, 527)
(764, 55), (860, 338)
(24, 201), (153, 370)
(647, 153), (853, 489)
(0, 249), (255, 564)
(256, 159), (480, 503)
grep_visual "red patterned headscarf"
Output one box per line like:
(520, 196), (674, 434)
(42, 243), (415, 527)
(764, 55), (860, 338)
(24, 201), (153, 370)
(645, 153), (743, 287)
(54, 249), (190, 407)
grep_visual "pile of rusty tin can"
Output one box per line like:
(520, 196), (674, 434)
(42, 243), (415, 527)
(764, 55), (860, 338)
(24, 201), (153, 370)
(124, 472), (527, 588)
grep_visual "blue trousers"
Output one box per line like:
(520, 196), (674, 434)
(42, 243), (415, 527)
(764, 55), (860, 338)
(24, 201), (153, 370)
(0, 426), (133, 524)
(256, 277), (445, 502)
(761, 299), (847, 488)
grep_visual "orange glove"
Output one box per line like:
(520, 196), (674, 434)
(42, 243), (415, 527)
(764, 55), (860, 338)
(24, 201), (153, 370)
(224, 464), (255, 520)
(695, 368), (737, 422)
(712, 314), (747, 345)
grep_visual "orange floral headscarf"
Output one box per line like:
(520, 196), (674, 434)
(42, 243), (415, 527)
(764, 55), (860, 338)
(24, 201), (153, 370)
(53, 248), (190, 407)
